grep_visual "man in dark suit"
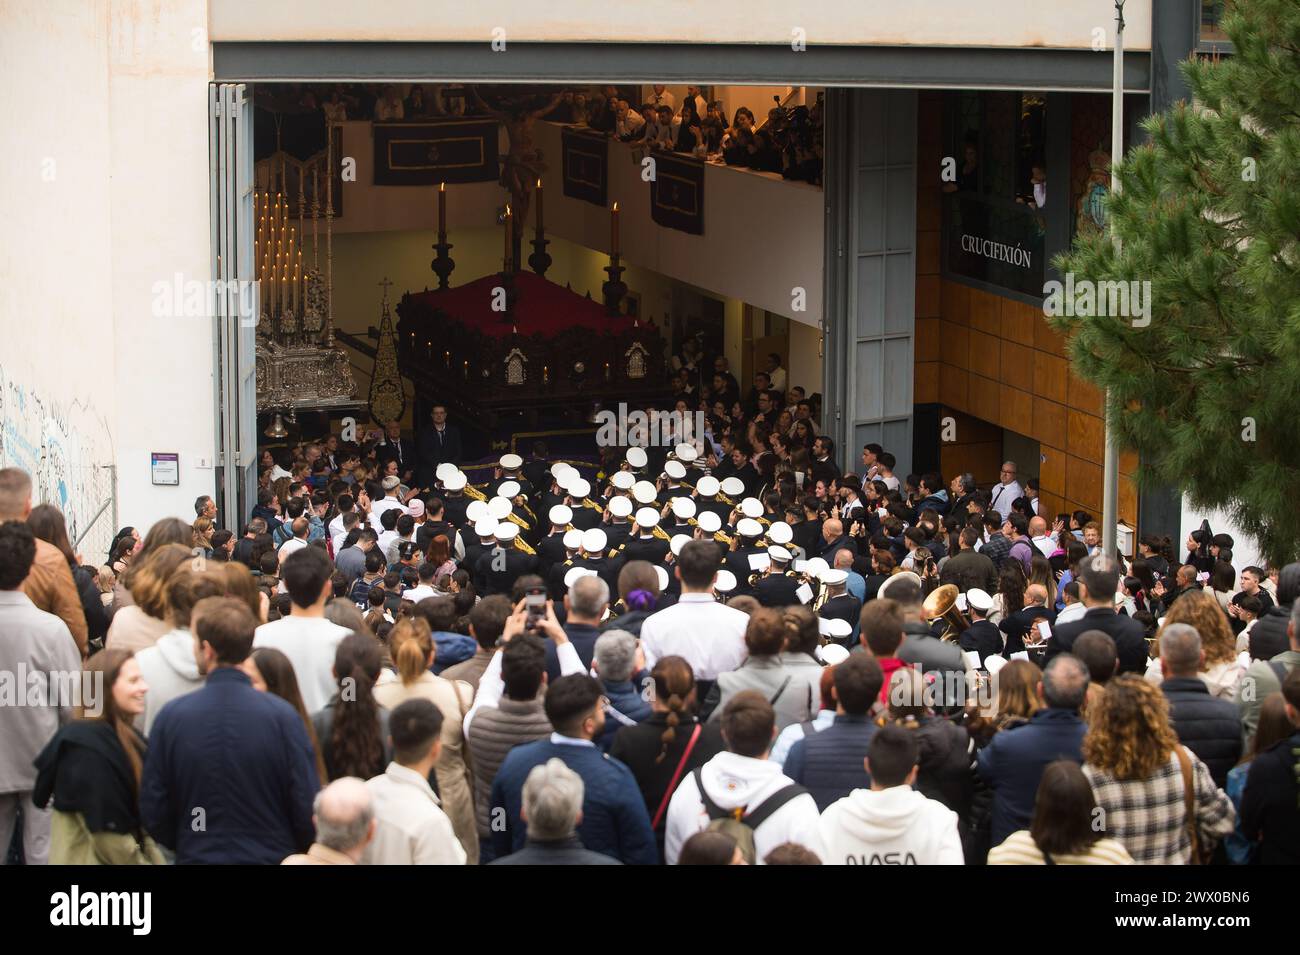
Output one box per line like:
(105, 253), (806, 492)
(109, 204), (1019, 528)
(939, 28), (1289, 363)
(960, 588), (1003, 668)
(374, 420), (412, 481)
(415, 404), (462, 489)
(817, 519), (857, 561)
(1045, 554), (1149, 674)
(752, 546), (801, 608)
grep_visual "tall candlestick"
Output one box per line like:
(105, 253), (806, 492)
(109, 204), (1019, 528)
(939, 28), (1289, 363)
(535, 178), (544, 233)
(503, 204), (513, 272)
(611, 201), (620, 255)
(438, 181), (446, 236)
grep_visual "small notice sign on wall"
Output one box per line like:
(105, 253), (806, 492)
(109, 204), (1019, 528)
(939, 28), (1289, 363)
(151, 452), (179, 486)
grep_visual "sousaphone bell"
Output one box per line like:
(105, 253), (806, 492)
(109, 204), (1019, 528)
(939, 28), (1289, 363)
(922, 584), (971, 643)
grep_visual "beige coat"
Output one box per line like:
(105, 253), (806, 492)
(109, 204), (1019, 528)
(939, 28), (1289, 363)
(105, 605), (171, 655)
(373, 672), (477, 862)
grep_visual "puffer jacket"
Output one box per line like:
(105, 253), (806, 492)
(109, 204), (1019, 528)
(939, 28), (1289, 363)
(1161, 678), (1243, 788)
(911, 715), (976, 824)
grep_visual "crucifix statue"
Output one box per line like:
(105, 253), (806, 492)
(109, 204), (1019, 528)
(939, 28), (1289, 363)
(472, 85), (564, 264)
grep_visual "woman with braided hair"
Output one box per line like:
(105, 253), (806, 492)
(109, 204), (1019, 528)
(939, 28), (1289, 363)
(609, 656), (726, 860)
(311, 633), (391, 782)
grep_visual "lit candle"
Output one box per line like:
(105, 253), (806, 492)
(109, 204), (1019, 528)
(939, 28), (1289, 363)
(535, 178), (544, 233)
(611, 201), (619, 255)
(438, 182), (446, 236)
(543, 365), (549, 383)
(293, 266), (298, 313)
(503, 204), (513, 272)
(444, 350), (450, 368)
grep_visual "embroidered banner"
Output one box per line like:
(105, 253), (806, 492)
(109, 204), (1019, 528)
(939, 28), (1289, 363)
(650, 154), (705, 235)
(372, 120), (499, 186)
(561, 127), (608, 206)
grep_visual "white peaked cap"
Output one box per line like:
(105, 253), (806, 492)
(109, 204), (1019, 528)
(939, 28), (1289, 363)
(817, 643), (851, 664)
(664, 460), (687, 480)
(877, 571), (923, 600)
(767, 521), (793, 545)
(466, 499), (489, 522)
(670, 533), (692, 556)
(608, 496), (633, 518)
(562, 529), (584, 549)
(611, 471), (635, 490)
(737, 518), (763, 538)
(474, 517), (499, 538)
(714, 569), (738, 592)
(768, 545), (792, 563)
(635, 507), (660, 527)
(549, 505), (573, 525)
(654, 565), (669, 591)
(582, 528), (608, 553)
(820, 568), (849, 586)
(564, 566), (597, 588)
(696, 511), (722, 533)
(739, 497), (763, 518)
(967, 588), (994, 612)
(674, 443), (698, 462)
(625, 447), (648, 469)
(499, 453), (523, 470)
(436, 463), (458, 482)
(568, 478), (592, 498)
(443, 470), (467, 491)
(720, 477), (746, 497)
(487, 496), (513, 520)
(551, 462), (573, 478)
(671, 497), (697, 520)
(497, 480), (521, 499)
(495, 523), (519, 541)
(820, 617), (853, 639)
(804, 557), (830, 578)
(632, 481), (658, 504)
(696, 476), (721, 497)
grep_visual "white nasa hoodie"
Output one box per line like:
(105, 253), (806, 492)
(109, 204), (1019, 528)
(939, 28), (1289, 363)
(819, 785), (964, 865)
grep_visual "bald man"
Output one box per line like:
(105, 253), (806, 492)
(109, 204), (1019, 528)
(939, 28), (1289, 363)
(283, 778), (376, 865)
(819, 518), (856, 560)
(1029, 516), (1056, 559)
(835, 548), (867, 603)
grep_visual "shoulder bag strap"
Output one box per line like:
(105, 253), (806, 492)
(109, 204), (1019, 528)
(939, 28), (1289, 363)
(1173, 744), (1202, 865)
(652, 725), (704, 831)
(768, 675), (793, 706)
(743, 783), (811, 830)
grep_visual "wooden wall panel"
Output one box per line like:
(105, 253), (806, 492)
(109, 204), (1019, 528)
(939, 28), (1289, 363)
(1032, 399), (1067, 449)
(1067, 409), (1105, 464)
(1002, 387), (1034, 438)
(968, 329), (1001, 381)
(915, 361), (939, 403)
(938, 364), (969, 409)
(915, 317), (940, 362)
(1033, 351), (1068, 404)
(967, 374), (1001, 426)
(1066, 454), (1103, 513)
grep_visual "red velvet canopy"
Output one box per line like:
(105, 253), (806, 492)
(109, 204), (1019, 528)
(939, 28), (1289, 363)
(401, 271), (637, 339)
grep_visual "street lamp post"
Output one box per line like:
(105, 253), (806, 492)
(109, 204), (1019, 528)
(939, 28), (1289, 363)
(1102, 0), (1125, 558)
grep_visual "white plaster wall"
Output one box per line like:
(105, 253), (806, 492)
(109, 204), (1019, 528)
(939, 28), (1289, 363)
(0, 1), (217, 555)
(209, 1), (1153, 51)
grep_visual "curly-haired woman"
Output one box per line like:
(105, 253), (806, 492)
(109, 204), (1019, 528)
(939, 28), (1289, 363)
(1082, 675), (1235, 864)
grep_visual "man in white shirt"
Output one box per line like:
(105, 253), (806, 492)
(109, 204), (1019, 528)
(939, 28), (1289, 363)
(649, 84), (675, 110)
(370, 475), (409, 526)
(328, 493), (358, 552)
(402, 561), (439, 605)
(253, 548), (351, 713)
(665, 691), (824, 864)
(765, 352), (787, 395)
(613, 100), (645, 140)
(988, 462), (1023, 518)
(1029, 516), (1056, 559)
(363, 698), (467, 865)
(278, 516), (311, 567)
(639, 541), (749, 683)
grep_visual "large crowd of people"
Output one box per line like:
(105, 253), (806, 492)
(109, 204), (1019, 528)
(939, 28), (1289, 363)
(1, 368), (1298, 866)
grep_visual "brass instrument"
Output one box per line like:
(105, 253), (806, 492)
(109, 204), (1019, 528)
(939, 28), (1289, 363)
(513, 538), (537, 556)
(464, 484), (488, 502)
(714, 530), (734, 547)
(580, 498), (604, 512)
(922, 584), (971, 643)
(652, 525), (671, 542)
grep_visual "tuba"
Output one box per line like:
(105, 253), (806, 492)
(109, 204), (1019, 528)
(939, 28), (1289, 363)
(922, 584), (971, 643)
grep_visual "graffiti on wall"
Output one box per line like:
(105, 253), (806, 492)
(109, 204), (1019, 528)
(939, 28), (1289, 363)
(0, 364), (116, 561)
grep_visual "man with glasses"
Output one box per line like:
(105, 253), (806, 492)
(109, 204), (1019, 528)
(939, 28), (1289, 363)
(989, 461), (1023, 519)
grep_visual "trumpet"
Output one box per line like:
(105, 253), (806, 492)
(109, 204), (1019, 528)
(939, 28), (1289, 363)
(922, 584), (971, 643)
